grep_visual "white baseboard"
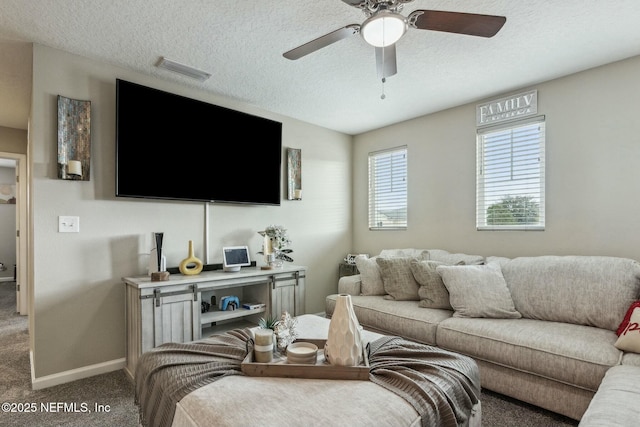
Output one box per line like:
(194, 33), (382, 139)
(30, 352), (126, 390)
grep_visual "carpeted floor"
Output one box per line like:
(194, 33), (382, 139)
(0, 281), (578, 426)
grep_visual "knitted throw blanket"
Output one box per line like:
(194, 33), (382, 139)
(368, 336), (480, 427)
(135, 330), (479, 427)
(134, 328), (253, 427)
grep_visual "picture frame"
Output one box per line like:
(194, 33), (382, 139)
(287, 148), (302, 200)
(57, 95), (91, 181)
(345, 254), (358, 264)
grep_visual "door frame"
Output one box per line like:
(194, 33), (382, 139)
(0, 152), (28, 315)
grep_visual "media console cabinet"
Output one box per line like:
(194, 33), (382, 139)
(123, 265), (306, 378)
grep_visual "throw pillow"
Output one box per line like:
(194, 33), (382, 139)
(379, 248), (429, 259)
(410, 259), (452, 310)
(427, 249), (485, 265)
(615, 303), (640, 353)
(376, 257), (420, 301)
(616, 301), (640, 335)
(354, 255), (385, 296)
(436, 262), (521, 319)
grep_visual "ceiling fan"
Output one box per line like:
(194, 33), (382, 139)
(283, 0), (506, 80)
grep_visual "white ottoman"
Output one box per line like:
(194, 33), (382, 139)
(171, 314), (482, 427)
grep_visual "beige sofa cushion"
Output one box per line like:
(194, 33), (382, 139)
(355, 255), (385, 296)
(436, 263), (521, 319)
(356, 250), (430, 296)
(495, 255), (640, 330)
(379, 248), (429, 258)
(579, 365), (640, 427)
(377, 257), (420, 301)
(325, 294), (452, 346)
(437, 317), (620, 392)
(621, 352), (640, 367)
(410, 259), (452, 310)
(427, 250), (484, 265)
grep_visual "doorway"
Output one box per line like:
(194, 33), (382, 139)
(0, 153), (27, 315)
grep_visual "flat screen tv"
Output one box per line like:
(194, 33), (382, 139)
(115, 79), (282, 205)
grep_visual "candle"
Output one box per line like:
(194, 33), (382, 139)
(254, 328), (274, 363)
(263, 234), (273, 255)
(255, 328), (273, 346)
(68, 160), (82, 177)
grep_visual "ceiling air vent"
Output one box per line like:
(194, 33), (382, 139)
(156, 57), (211, 82)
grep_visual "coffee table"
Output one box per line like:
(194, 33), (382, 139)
(170, 314), (481, 427)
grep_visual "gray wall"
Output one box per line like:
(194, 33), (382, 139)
(0, 126), (28, 154)
(29, 44), (352, 379)
(352, 55), (640, 261)
(26, 43), (640, 384)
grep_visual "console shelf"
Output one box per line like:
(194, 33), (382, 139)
(201, 307), (267, 324)
(123, 265), (306, 378)
(202, 319), (259, 337)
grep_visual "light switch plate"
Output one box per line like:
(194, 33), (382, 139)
(59, 216), (80, 233)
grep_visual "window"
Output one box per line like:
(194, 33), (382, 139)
(368, 146), (407, 230)
(476, 117), (545, 230)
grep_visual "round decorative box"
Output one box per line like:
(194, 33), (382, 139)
(287, 342), (317, 364)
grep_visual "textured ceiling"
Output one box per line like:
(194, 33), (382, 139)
(1, 0), (640, 134)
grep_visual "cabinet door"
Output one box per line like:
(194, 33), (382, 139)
(152, 291), (200, 347)
(271, 271), (305, 317)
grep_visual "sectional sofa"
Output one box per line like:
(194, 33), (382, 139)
(325, 249), (640, 423)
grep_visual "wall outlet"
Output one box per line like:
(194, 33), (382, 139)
(58, 216), (80, 233)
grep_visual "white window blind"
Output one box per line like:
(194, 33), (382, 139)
(476, 117), (545, 230)
(368, 146), (407, 230)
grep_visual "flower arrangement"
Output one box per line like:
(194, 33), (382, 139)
(274, 312), (298, 352)
(258, 311), (298, 353)
(259, 225), (294, 262)
(258, 315), (280, 330)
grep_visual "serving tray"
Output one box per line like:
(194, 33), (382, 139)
(241, 338), (370, 381)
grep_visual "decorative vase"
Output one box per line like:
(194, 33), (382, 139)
(271, 256), (284, 269)
(324, 294), (363, 366)
(179, 240), (203, 275)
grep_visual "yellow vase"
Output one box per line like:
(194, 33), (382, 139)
(179, 240), (203, 275)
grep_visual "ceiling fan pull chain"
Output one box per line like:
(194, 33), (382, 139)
(380, 42), (386, 99)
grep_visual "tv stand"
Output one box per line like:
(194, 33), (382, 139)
(123, 264), (306, 378)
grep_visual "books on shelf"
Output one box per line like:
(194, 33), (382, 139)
(242, 302), (266, 310)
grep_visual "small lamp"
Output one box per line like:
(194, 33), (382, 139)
(361, 10), (408, 48)
(67, 160), (82, 179)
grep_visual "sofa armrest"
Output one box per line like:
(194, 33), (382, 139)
(338, 275), (362, 296)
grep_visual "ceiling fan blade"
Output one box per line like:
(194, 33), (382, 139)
(283, 24), (360, 60)
(375, 44), (397, 80)
(409, 10), (506, 38)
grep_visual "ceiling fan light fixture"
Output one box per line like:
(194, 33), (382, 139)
(361, 10), (408, 48)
